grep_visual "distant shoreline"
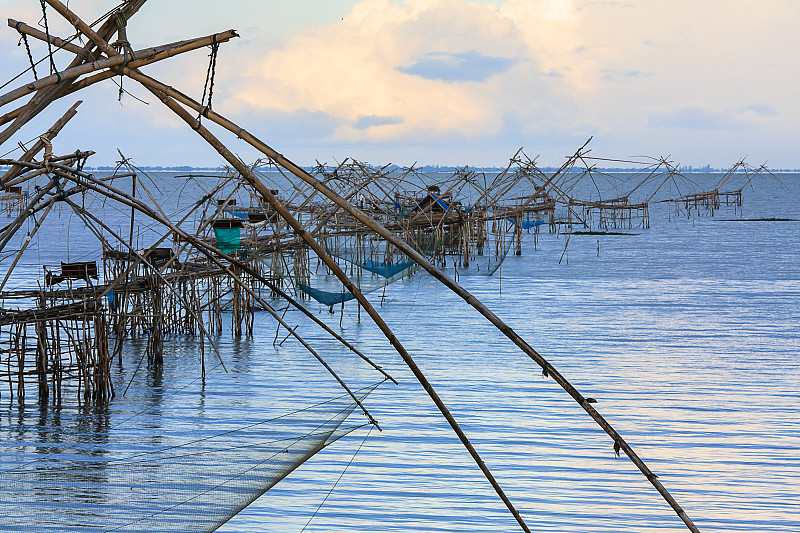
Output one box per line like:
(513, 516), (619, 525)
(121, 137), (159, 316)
(2, 165), (799, 173)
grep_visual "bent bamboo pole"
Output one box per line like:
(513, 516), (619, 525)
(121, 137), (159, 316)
(1, 100), (82, 185)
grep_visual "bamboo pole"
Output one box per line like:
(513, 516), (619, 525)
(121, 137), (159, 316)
(0, 29), (239, 110)
(150, 90), (699, 530)
(1, 100), (81, 185)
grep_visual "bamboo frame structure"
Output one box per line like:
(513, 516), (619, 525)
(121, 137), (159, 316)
(8, 2), (786, 531)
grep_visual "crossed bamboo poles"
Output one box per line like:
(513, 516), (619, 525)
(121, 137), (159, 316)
(0, 2), (701, 531)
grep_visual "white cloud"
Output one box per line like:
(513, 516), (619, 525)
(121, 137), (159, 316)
(1, 0), (798, 167)
(229, 0), (549, 144)
(225, 0), (627, 151)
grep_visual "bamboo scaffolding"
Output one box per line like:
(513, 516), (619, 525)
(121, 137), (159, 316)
(0, 3), (715, 531)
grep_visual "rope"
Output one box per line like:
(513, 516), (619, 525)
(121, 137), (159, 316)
(39, 135), (65, 196)
(108, 9), (148, 108)
(39, 0), (60, 82)
(299, 424), (374, 532)
(40, 135), (53, 172)
(15, 22), (38, 81)
(112, 76), (150, 105)
(74, 150), (86, 173)
(111, 9), (135, 62)
(195, 37), (220, 129)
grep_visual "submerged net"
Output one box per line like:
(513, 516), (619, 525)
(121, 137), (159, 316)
(298, 243), (418, 307)
(297, 264), (418, 308)
(0, 389), (374, 532)
(521, 219), (546, 230)
(359, 259), (415, 278)
(326, 247), (416, 280)
(297, 282), (356, 307)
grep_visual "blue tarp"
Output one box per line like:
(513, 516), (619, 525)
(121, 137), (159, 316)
(507, 218), (546, 230)
(522, 220), (546, 229)
(298, 283), (355, 307)
(360, 259), (415, 278)
(430, 193), (450, 210)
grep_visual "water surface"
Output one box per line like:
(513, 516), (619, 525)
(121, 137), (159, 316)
(1, 172), (797, 532)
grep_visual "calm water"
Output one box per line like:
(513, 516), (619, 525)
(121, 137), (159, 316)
(1, 172), (798, 532)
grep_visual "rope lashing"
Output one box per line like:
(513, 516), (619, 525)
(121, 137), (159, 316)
(15, 22), (38, 81)
(110, 9), (135, 103)
(107, 10), (150, 104)
(40, 135), (53, 173)
(195, 36), (220, 129)
(39, 135), (63, 196)
(111, 9), (136, 62)
(113, 10), (128, 46)
(74, 150), (85, 173)
(39, 0), (60, 82)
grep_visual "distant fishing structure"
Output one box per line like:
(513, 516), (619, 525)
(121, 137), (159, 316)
(1, 1), (782, 531)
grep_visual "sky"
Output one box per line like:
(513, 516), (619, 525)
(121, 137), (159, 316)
(1, 0), (798, 168)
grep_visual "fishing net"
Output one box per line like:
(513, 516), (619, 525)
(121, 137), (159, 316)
(325, 246), (416, 280)
(297, 282), (356, 307)
(297, 241), (418, 308)
(0, 389), (374, 532)
(359, 259), (415, 278)
(297, 264), (418, 309)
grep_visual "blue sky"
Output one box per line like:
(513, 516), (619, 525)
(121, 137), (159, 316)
(1, 0), (798, 168)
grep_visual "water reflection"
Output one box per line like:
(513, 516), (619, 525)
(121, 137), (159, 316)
(0, 174), (798, 532)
